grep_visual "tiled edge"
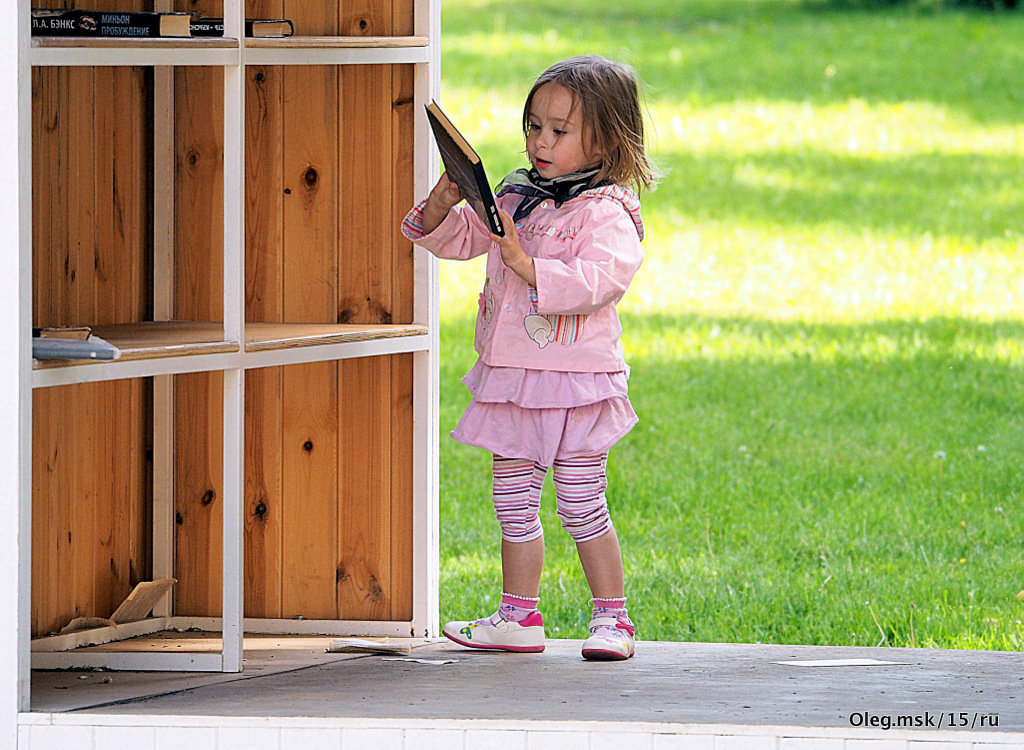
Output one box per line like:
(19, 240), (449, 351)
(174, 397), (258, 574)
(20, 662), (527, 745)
(17, 714), (1024, 750)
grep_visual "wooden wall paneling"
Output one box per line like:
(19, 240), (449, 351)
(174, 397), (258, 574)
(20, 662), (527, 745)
(391, 64), (416, 325)
(173, 372), (224, 616)
(31, 387), (61, 636)
(389, 64), (416, 620)
(174, 67), (223, 322)
(281, 362), (338, 619)
(341, 0), (392, 36)
(243, 367), (283, 618)
(98, 66), (152, 323)
(173, 57), (225, 615)
(279, 0), (340, 617)
(244, 54), (286, 619)
(282, 68), (337, 321)
(389, 354), (414, 620)
(174, 1), (224, 17)
(284, 0), (336, 37)
(338, 65), (393, 326)
(392, 0), (415, 37)
(31, 68), (64, 328)
(337, 356), (392, 620)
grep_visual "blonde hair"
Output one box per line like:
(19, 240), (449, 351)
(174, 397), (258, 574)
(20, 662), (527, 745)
(522, 55), (659, 192)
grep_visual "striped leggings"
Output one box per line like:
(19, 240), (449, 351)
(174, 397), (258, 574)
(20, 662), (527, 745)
(492, 454), (612, 544)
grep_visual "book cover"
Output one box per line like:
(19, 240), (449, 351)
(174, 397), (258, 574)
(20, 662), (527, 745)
(32, 327), (120, 361)
(190, 17), (295, 38)
(424, 101), (505, 237)
(31, 9), (193, 38)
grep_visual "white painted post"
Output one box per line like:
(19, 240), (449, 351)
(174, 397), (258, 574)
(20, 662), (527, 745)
(221, 0), (247, 672)
(1, 3), (33, 731)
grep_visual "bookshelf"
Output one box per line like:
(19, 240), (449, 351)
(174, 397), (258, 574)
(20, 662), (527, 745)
(16, 0), (441, 683)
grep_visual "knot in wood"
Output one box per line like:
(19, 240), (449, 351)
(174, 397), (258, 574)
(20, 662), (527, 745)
(201, 489), (216, 506)
(303, 166), (318, 189)
(254, 500), (268, 520)
(303, 440), (314, 453)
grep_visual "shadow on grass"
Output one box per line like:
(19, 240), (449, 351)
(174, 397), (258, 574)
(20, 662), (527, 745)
(643, 148), (1022, 241)
(439, 311), (1024, 646)
(443, 0), (1024, 124)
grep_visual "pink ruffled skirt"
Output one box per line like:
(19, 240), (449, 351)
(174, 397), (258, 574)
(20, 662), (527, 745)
(450, 361), (638, 466)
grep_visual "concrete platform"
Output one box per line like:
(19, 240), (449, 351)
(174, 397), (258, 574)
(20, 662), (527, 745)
(21, 636), (1024, 749)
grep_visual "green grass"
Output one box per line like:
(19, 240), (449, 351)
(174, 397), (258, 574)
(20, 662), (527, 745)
(435, 0), (1024, 648)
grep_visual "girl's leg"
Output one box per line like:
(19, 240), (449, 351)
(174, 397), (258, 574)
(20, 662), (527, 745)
(502, 537), (545, 599)
(575, 526), (624, 599)
(441, 456), (548, 652)
(552, 454), (635, 659)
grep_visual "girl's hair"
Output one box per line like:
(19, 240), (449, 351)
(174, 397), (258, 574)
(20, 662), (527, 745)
(522, 55), (659, 192)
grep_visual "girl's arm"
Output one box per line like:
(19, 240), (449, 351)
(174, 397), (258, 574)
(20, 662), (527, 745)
(421, 173), (462, 234)
(531, 201), (644, 316)
(401, 173), (494, 261)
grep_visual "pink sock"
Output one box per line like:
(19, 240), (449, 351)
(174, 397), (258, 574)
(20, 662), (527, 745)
(498, 592), (540, 623)
(592, 597), (635, 636)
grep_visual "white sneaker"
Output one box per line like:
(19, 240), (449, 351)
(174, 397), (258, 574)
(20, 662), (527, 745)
(442, 611), (546, 653)
(581, 615), (635, 660)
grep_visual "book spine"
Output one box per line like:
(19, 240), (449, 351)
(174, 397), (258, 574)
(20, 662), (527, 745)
(190, 18), (295, 38)
(30, 10), (189, 38)
(189, 19), (225, 37)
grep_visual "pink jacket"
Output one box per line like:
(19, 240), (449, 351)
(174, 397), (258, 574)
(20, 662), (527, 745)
(402, 185), (645, 373)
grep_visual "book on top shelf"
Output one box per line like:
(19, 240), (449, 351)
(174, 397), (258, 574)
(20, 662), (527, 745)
(190, 17), (295, 38)
(31, 8), (193, 38)
(424, 101), (505, 237)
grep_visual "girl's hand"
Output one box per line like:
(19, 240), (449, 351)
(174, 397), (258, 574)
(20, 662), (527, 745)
(421, 173), (462, 234)
(491, 209), (536, 286)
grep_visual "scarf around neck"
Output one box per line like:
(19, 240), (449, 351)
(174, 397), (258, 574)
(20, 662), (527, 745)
(496, 166), (603, 222)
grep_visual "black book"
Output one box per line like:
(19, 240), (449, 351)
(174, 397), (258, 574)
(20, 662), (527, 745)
(190, 17), (295, 38)
(424, 101), (505, 237)
(31, 8), (193, 38)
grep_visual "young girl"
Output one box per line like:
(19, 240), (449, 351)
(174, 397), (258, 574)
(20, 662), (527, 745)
(402, 55), (658, 660)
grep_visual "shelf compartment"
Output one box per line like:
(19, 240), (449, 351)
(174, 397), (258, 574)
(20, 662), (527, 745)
(31, 37), (240, 67)
(32, 322), (239, 388)
(34, 321), (237, 367)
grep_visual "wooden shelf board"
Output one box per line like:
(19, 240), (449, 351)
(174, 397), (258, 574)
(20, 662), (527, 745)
(245, 322), (428, 352)
(32, 321), (236, 369)
(32, 36), (238, 49)
(245, 35), (428, 48)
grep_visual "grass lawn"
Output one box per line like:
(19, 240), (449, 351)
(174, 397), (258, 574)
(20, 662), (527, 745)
(433, 0), (1024, 648)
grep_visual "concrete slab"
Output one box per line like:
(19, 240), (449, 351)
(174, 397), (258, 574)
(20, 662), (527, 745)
(41, 638), (1020, 735)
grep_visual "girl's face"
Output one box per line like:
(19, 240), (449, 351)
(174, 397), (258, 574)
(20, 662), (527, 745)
(525, 82), (600, 179)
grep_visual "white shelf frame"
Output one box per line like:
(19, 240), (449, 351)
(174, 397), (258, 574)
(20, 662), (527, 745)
(16, 0), (441, 686)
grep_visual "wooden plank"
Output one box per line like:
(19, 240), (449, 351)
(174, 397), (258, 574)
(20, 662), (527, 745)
(174, 66), (223, 321)
(174, 372), (224, 616)
(392, 0), (415, 37)
(337, 357), (391, 620)
(281, 362), (338, 619)
(245, 63), (284, 323)
(389, 353), (415, 620)
(243, 3), (285, 617)
(31, 386), (60, 636)
(338, 65), (392, 326)
(244, 367), (283, 618)
(341, 0), (393, 36)
(286, 0), (339, 36)
(282, 65), (337, 323)
(391, 64), (416, 324)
